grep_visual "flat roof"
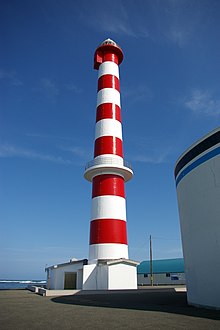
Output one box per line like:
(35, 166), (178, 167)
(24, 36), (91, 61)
(138, 258), (184, 274)
(98, 258), (139, 266)
(45, 259), (88, 270)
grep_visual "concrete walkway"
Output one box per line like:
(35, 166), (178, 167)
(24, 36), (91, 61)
(0, 288), (220, 329)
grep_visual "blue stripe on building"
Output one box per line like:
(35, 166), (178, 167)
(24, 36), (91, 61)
(176, 147), (220, 186)
(175, 130), (220, 178)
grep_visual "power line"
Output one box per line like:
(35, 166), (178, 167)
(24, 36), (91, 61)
(150, 236), (181, 241)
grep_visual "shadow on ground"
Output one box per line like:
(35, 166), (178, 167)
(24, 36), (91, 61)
(51, 288), (220, 321)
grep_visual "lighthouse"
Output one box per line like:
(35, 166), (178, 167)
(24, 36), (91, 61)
(83, 39), (138, 290)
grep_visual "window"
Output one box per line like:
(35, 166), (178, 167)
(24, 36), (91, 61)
(166, 273), (170, 277)
(144, 274), (148, 278)
(171, 275), (179, 281)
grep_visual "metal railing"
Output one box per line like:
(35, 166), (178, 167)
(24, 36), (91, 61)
(85, 157), (132, 171)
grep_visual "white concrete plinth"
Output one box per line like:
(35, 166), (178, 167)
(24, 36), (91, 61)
(38, 288), (80, 297)
(82, 259), (139, 290)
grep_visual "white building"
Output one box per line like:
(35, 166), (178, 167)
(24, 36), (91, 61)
(137, 258), (185, 286)
(46, 258), (138, 290)
(46, 259), (87, 290)
(175, 127), (220, 309)
(83, 259), (138, 290)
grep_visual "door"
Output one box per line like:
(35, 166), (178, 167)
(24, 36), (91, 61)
(64, 272), (77, 289)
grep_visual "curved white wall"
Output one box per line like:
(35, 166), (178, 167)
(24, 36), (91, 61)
(175, 127), (220, 309)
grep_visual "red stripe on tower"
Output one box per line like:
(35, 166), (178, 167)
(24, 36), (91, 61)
(84, 39), (133, 262)
(98, 75), (120, 92)
(90, 219), (128, 244)
(92, 174), (125, 198)
(96, 103), (122, 123)
(94, 136), (123, 158)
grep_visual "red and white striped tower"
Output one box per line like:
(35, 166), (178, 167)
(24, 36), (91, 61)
(84, 39), (133, 263)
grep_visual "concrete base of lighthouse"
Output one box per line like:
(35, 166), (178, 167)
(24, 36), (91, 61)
(82, 259), (139, 290)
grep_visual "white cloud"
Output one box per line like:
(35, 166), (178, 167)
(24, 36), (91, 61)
(0, 144), (74, 165)
(78, 0), (149, 38)
(33, 78), (59, 102)
(122, 84), (153, 103)
(0, 69), (23, 86)
(164, 26), (191, 47)
(131, 152), (169, 164)
(184, 89), (220, 116)
(130, 147), (171, 164)
(34, 79), (82, 102)
(127, 136), (172, 164)
(76, 0), (199, 46)
(65, 83), (82, 93)
(40, 78), (59, 100)
(161, 0), (197, 47)
(59, 145), (87, 158)
(26, 133), (77, 141)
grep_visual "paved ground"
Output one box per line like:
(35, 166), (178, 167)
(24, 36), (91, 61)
(0, 288), (220, 329)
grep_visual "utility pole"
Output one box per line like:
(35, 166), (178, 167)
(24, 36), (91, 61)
(150, 235), (153, 286)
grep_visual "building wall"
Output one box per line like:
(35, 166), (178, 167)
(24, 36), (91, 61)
(47, 262), (84, 290)
(108, 263), (137, 289)
(97, 264), (108, 289)
(138, 272), (185, 286)
(82, 264), (108, 290)
(77, 268), (83, 290)
(175, 129), (220, 309)
(83, 262), (137, 290)
(82, 264), (97, 290)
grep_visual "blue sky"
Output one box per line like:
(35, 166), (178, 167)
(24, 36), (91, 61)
(1, 0), (220, 279)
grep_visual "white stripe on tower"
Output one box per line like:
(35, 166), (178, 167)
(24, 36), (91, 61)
(97, 88), (121, 107)
(85, 38), (133, 262)
(98, 61), (119, 79)
(95, 119), (122, 140)
(91, 196), (126, 221)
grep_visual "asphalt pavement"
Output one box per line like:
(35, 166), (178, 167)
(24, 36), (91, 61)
(0, 288), (219, 329)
